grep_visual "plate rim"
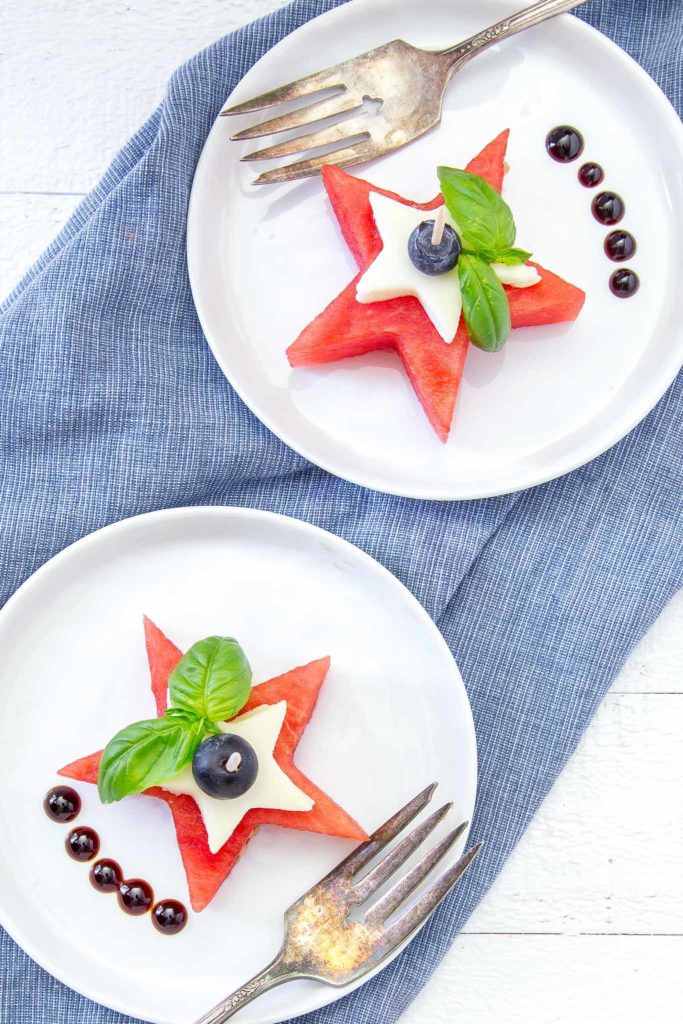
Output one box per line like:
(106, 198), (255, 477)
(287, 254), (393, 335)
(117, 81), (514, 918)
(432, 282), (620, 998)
(187, 0), (683, 501)
(0, 504), (477, 1024)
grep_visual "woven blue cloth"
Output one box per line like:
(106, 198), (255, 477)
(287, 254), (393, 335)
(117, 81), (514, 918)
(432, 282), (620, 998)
(1, 0), (681, 1021)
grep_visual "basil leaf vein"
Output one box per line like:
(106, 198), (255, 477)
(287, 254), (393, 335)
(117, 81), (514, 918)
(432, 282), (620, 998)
(97, 717), (202, 803)
(458, 254), (512, 353)
(437, 166), (516, 261)
(168, 636), (252, 723)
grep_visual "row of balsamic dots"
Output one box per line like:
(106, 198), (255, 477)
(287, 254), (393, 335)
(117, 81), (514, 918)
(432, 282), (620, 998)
(44, 785), (188, 934)
(546, 126), (640, 298)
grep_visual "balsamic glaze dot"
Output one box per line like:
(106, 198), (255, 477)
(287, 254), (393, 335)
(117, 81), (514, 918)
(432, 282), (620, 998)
(578, 162), (605, 188)
(118, 878), (154, 915)
(546, 125), (584, 163)
(65, 826), (100, 862)
(152, 899), (188, 935)
(44, 786), (81, 823)
(90, 859), (123, 893)
(604, 230), (637, 262)
(592, 191), (625, 225)
(610, 268), (640, 298)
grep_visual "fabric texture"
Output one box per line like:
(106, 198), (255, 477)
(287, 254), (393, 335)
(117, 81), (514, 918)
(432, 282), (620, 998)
(1, 0), (681, 1021)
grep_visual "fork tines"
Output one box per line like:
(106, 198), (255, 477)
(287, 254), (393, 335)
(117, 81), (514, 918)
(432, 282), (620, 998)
(323, 783), (481, 945)
(220, 64), (377, 185)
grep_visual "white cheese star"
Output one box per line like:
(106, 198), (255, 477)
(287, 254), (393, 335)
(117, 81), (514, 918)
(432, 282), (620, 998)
(356, 193), (463, 344)
(355, 192), (541, 344)
(161, 701), (313, 854)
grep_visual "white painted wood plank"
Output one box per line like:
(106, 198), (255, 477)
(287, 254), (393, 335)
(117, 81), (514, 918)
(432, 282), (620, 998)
(610, 592), (683, 694)
(0, 0), (286, 192)
(0, 194), (81, 300)
(469, 690), (683, 934)
(401, 934), (683, 1024)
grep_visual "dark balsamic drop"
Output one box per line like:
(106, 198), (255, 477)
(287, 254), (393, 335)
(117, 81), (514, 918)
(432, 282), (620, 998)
(118, 878), (154, 915)
(605, 230), (637, 262)
(65, 826), (100, 862)
(152, 899), (188, 935)
(44, 786), (81, 823)
(546, 126), (584, 163)
(578, 162), (604, 188)
(90, 859), (123, 893)
(610, 269), (640, 298)
(592, 192), (625, 225)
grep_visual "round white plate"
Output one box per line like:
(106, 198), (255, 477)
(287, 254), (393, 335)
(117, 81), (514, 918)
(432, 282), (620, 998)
(188, 0), (683, 500)
(0, 507), (476, 1024)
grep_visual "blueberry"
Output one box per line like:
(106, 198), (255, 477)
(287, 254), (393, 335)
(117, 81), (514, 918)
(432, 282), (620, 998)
(192, 734), (258, 799)
(408, 221), (462, 276)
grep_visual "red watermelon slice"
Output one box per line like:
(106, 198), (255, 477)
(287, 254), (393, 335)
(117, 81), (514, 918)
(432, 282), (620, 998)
(287, 130), (585, 442)
(60, 618), (367, 912)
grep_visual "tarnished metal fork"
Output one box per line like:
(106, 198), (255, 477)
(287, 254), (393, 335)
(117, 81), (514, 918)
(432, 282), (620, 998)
(194, 784), (481, 1023)
(221, 0), (590, 185)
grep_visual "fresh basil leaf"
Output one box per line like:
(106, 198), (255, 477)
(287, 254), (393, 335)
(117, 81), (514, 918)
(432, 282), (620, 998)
(494, 247), (532, 266)
(98, 717), (202, 803)
(437, 166), (516, 260)
(168, 636), (252, 723)
(458, 254), (512, 353)
(164, 706), (201, 723)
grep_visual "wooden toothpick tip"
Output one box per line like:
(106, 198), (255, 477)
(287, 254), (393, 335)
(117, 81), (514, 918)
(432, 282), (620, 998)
(431, 205), (446, 247)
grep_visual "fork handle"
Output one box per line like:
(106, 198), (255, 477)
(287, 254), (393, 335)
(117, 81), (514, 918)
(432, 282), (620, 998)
(193, 954), (293, 1024)
(441, 0), (590, 63)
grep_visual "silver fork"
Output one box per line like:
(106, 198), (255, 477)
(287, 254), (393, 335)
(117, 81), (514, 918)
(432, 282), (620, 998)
(221, 0), (590, 185)
(194, 784), (481, 1023)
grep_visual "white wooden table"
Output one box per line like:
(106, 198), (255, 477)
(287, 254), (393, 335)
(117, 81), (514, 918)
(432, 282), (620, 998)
(1, 2), (681, 1021)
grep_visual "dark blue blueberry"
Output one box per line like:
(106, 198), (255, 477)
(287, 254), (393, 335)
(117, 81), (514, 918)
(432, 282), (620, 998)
(192, 734), (259, 799)
(408, 221), (462, 276)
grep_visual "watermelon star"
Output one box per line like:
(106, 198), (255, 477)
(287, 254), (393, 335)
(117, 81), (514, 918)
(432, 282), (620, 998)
(59, 618), (367, 912)
(287, 130), (586, 442)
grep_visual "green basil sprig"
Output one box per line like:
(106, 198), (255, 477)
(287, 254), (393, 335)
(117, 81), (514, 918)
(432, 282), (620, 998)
(169, 636), (252, 723)
(438, 166), (515, 261)
(98, 717), (205, 804)
(98, 635), (252, 804)
(436, 166), (534, 351)
(458, 254), (511, 355)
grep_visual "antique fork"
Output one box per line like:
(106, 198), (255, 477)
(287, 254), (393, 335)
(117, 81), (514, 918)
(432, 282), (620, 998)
(194, 784), (481, 1023)
(221, 0), (590, 185)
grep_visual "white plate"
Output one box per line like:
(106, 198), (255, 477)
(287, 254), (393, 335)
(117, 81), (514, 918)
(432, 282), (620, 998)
(187, 0), (683, 500)
(0, 507), (476, 1024)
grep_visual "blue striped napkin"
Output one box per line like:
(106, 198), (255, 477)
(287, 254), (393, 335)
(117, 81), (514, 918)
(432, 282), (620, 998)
(0, 1), (681, 1022)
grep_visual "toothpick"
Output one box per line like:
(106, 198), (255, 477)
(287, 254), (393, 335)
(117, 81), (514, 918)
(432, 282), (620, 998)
(431, 205), (446, 247)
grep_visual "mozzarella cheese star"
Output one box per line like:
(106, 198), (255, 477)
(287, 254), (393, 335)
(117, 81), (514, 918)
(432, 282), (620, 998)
(161, 701), (313, 854)
(355, 192), (540, 344)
